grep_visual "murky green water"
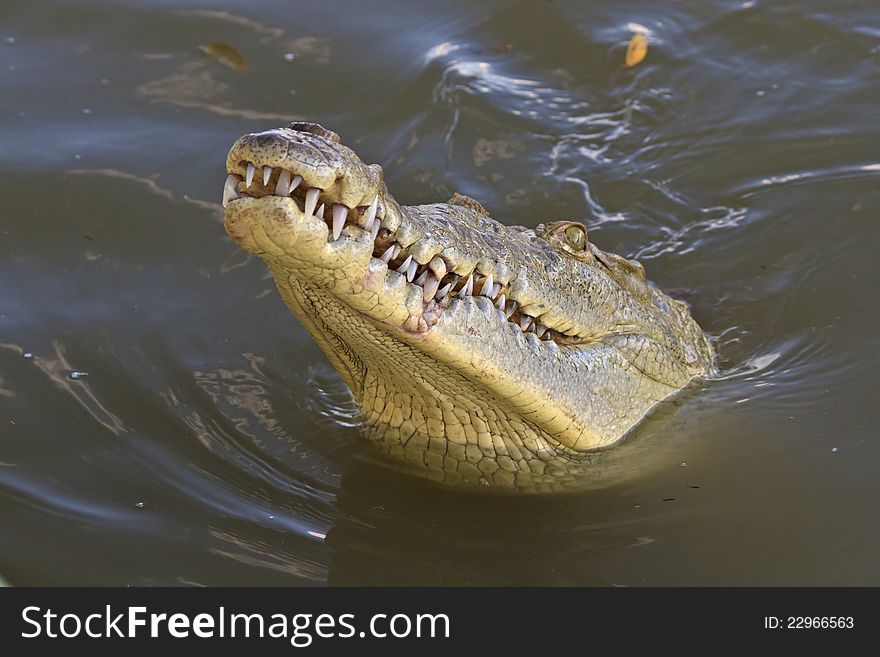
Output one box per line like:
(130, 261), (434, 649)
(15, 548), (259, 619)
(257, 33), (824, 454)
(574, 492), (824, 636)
(1, 0), (878, 585)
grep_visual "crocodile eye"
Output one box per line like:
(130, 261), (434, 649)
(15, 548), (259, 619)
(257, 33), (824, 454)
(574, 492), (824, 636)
(564, 224), (587, 251)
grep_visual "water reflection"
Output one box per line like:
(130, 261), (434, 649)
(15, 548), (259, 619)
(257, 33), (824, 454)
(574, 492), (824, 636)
(327, 470), (639, 586)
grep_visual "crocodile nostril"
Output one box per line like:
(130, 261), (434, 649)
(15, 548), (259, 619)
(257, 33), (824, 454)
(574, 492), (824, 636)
(248, 132), (286, 148)
(286, 121), (341, 143)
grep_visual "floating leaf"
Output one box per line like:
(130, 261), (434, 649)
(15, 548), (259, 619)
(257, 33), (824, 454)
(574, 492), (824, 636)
(625, 33), (648, 67)
(199, 41), (248, 72)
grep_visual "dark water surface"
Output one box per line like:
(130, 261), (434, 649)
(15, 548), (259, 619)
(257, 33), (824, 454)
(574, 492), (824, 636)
(1, 0), (878, 585)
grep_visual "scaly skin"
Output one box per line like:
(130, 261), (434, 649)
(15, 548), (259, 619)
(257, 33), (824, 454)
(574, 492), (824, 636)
(222, 122), (714, 492)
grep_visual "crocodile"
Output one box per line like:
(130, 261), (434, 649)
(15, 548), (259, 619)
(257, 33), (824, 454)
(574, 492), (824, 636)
(222, 122), (714, 492)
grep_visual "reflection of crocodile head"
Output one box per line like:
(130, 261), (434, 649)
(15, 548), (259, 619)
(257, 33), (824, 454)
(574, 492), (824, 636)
(222, 122), (714, 492)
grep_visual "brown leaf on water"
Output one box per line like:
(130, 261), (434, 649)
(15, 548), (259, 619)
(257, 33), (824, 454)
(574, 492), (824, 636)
(625, 33), (648, 67)
(199, 41), (248, 72)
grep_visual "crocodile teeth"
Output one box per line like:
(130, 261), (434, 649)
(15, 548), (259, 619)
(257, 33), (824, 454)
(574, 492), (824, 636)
(363, 206), (381, 240)
(365, 196), (378, 228)
(275, 170), (291, 196)
(396, 255), (413, 277)
(535, 323), (547, 338)
(245, 163), (255, 188)
(332, 204), (348, 240)
(460, 274), (474, 297)
(406, 258), (418, 282)
(479, 274), (494, 297)
(504, 300), (517, 319)
(491, 283), (501, 299)
(304, 188), (320, 218)
(428, 256), (447, 280)
(435, 282), (453, 300)
(289, 175), (302, 194)
(414, 270), (428, 286)
(495, 293), (506, 311)
(315, 203), (325, 220)
(222, 174), (241, 207)
(262, 165), (272, 186)
(380, 245), (396, 264)
(519, 315), (532, 331)
(423, 274), (440, 299)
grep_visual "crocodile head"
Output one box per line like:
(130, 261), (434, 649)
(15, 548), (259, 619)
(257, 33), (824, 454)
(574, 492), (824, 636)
(222, 122), (714, 491)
